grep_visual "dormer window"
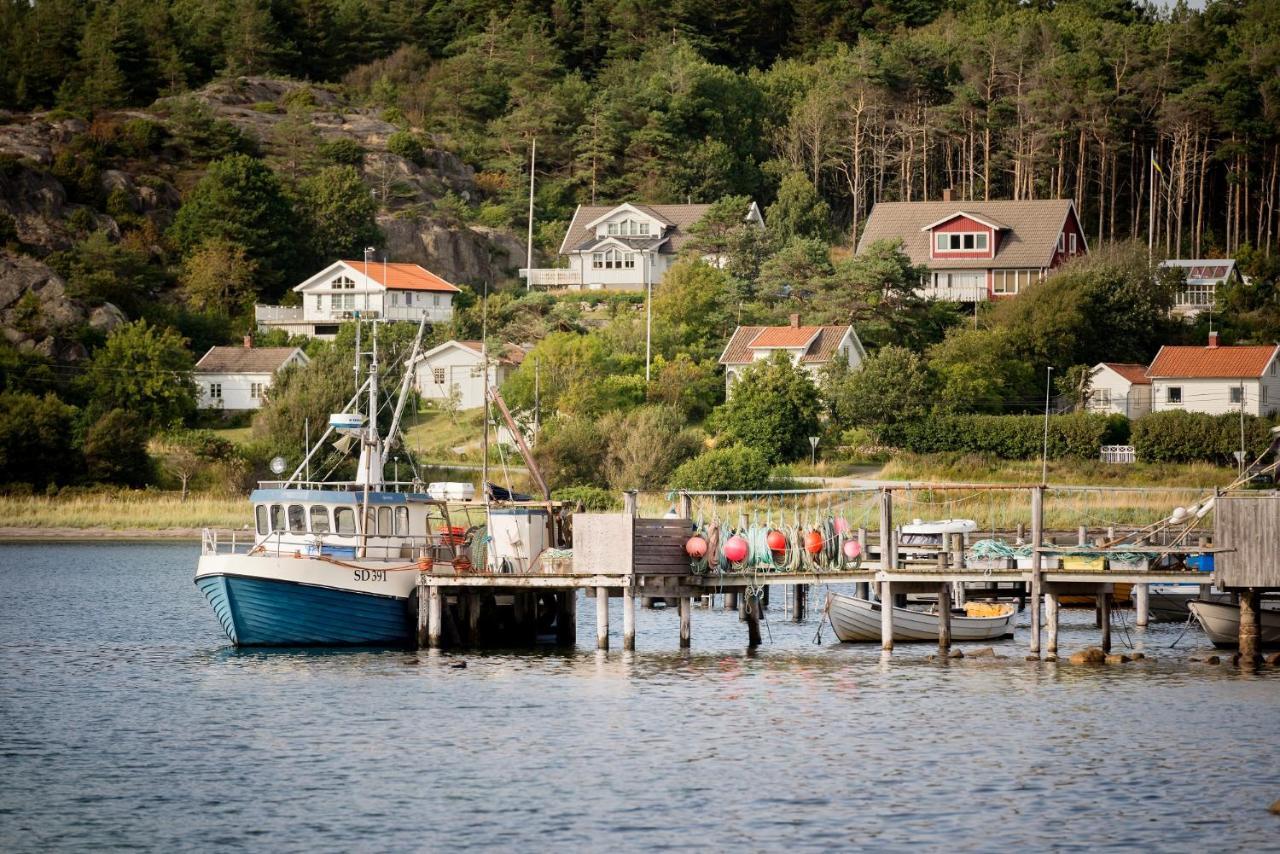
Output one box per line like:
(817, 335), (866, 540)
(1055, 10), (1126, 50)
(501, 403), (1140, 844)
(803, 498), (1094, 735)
(935, 232), (988, 252)
(606, 219), (650, 237)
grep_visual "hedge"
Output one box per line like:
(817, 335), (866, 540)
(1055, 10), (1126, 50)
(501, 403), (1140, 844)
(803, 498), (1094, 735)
(1130, 410), (1274, 464)
(668, 445), (772, 491)
(875, 413), (1111, 460)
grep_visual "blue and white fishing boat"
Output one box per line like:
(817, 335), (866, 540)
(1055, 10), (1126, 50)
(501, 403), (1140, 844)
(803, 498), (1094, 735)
(194, 319), (554, 646)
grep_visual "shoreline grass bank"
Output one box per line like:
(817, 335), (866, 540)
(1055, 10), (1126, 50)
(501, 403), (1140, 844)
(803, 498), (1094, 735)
(0, 491), (245, 534)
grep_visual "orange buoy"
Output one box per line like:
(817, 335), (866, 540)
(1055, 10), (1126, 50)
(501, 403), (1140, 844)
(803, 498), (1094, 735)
(766, 529), (787, 555)
(686, 535), (708, 559)
(804, 530), (824, 555)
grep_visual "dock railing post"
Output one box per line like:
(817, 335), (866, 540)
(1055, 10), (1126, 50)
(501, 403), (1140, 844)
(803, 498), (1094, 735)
(856, 527), (869, 600)
(1028, 485), (1044, 660)
(950, 533), (966, 607)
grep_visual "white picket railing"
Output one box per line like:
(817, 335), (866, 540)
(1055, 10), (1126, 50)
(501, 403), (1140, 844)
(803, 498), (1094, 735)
(1100, 445), (1136, 464)
(521, 268), (583, 288)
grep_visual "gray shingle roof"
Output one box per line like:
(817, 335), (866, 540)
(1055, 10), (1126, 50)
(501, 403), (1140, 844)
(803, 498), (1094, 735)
(856, 199), (1078, 269)
(195, 346), (307, 374)
(559, 203), (714, 255)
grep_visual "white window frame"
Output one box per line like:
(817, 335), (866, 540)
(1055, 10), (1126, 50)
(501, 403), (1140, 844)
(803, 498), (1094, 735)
(1167, 386), (1182, 404)
(250, 382), (263, 399)
(209, 382), (222, 399)
(315, 295), (323, 311)
(1057, 234), (1065, 252)
(391, 292), (399, 307)
(934, 232), (989, 253)
(1069, 233), (1077, 253)
(1092, 388), (1112, 408)
(432, 294), (440, 306)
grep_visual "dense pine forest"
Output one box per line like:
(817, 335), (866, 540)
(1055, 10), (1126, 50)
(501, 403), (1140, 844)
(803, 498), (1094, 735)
(3, 0), (1278, 256)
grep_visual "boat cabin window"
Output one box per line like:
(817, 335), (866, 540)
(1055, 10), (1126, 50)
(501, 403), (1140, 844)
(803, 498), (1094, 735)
(395, 506), (408, 536)
(377, 506), (393, 536)
(270, 504), (285, 532)
(255, 505), (268, 535)
(287, 504), (306, 533)
(310, 505), (331, 533)
(365, 508), (378, 535)
(334, 507), (356, 535)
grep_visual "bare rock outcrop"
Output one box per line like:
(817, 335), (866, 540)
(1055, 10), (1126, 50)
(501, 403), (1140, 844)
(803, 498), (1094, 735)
(0, 252), (117, 361)
(379, 216), (524, 285)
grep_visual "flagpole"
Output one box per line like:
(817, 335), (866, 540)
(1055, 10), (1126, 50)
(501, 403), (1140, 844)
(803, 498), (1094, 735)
(1148, 149), (1155, 262)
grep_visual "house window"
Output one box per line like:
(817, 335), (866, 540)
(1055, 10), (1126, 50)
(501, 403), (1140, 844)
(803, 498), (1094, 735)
(433, 368), (446, 384)
(250, 382), (264, 399)
(405, 293), (412, 306)
(333, 275), (355, 289)
(1069, 233), (1077, 253)
(315, 295), (323, 311)
(1167, 386), (1182, 404)
(391, 292), (399, 307)
(595, 248), (626, 269)
(607, 219), (650, 237)
(1229, 386), (1243, 404)
(935, 232), (988, 252)
(1264, 386), (1270, 403)
(1092, 389), (1112, 408)
(1057, 234), (1065, 252)
(209, 382), (222, 399)
(432, 294), (440, 306)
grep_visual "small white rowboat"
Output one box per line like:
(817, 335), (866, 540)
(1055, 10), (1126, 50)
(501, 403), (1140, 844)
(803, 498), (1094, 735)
(825, 592), (1017, 643)
(1187, 600), (1280, 649)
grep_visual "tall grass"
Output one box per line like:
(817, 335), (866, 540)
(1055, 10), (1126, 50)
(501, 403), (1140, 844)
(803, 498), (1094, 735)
(0, 491), (245, 530)
(876, 453), (1234, 489)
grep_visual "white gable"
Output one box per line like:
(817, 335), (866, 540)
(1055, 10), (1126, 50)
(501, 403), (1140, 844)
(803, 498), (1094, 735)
(293, 261), (386, 294)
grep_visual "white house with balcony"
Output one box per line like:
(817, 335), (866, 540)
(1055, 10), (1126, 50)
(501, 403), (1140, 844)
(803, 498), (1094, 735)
(718, 315), (865, 396)
(1086, 362), (1152, 419)
(194, 339), (309, 411)
(413, 340), (526, 411)
(1147, 333), (1280, 417)
(255, 260), (459, 339)
(1158, 259), (1243, 317)
(522, 201), (764, 291)
(855, 194), (1087, 302)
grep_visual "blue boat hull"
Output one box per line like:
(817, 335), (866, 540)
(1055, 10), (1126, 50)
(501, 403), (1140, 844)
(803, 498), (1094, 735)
(196, 574), (413, 646)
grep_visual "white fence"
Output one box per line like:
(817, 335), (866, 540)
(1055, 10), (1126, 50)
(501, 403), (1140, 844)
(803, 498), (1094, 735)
(918, 285), (989, 303)
(521, 268), (583, 288)
(1100, 445), (1137, 464)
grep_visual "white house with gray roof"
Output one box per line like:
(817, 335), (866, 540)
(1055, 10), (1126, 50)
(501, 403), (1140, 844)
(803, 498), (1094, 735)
(522, 201), (764, 291)
(1158, 258), (1243, 317)
(856, 194), (1088, 302)
(194, 340), (309, 411)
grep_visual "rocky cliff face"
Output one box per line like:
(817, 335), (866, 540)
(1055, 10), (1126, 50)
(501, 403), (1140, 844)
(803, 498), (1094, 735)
(0, 76), (526, 348)
(0, 252), (125, 361)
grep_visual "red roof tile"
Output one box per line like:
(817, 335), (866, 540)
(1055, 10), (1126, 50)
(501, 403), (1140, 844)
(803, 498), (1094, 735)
(340, 261), (459, 293)
(719, 325), (854, 365)
(750, 326), (822, 348)
(1147, 345), (1279, 379)
(1099, 363), (1151, 385)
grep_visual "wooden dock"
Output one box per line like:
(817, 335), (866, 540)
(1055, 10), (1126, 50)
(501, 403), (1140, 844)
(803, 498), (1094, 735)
(414, 485), (1240, 656)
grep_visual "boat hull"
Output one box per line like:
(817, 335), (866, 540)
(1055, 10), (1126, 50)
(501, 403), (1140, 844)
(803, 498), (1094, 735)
(1187, 600), (1280, 649)
(195, 554), (416, 646)
(826, 593), (1016, 643)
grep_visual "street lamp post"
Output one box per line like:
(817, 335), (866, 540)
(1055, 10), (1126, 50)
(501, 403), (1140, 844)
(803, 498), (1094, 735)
(809, 435), (819, 467)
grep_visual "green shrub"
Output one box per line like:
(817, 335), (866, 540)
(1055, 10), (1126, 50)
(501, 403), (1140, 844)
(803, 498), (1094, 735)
(387, 130), (425, 165)
(552, 485), (618, 511)
(0, 391), (82, 488)
(280, 87), (317, 110)
(876, 412), (1110, 460)
(251, 101), (280, 113)
(318, 137), (364, 165)
(1131, 410), (1273, 464)
(668, 445), (772, 491)
(117, 118), (165, 156)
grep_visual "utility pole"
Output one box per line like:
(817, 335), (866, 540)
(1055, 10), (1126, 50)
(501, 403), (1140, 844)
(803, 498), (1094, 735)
(1240, 380), (1247, 476)
(644, 251), (652, 383)
(525, 138), (536, 291)
(533, 358), (540, 444)
(1042, 366), (1054, 484)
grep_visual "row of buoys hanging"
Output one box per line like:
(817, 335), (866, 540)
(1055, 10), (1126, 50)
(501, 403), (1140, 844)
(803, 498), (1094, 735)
(684, 518), (865, 573)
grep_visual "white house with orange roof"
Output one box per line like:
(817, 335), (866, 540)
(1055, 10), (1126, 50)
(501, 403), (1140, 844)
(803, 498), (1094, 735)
(1086, 362), (1152, 419)
(718, 314), (864, 396)
(1147, 332), (1280, 417)
(413, 339), (527, 411)
(254, 260), (460, 339)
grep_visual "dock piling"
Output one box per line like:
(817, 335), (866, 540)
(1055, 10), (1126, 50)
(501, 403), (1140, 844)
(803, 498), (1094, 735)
(881, 581), (894, 651)
(937, 582), (951, 651)
(1028, 486), (1044, 659)
(1239, 589), (1260, 664)
(555, 589), (577, 646)
(1098, 591), (1111, 653)
(1045, 592), (1058, 661)
(746, 591), (762, 647)
(596, 586), (609, 650)
(679, 597), (691, 648)
(623, 585), (636, 651)
(792, 584), (806, 622)
(427, 585), (442, 649)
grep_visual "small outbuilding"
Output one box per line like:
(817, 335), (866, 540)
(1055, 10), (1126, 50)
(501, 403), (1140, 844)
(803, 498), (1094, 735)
(194, 339), (309, 411)
(414, 340), (526, 411)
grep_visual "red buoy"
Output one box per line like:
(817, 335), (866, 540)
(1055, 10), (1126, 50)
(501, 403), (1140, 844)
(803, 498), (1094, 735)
(766, 529), (787, 555)
(724, 535), (748, 563)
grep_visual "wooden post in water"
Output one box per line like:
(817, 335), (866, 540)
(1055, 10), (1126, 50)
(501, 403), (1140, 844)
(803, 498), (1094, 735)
(622, 584), (636, 651)
(1133, 536), (1150, 627)
(745, 591), (762, 647)
(679, 597), (691, 648)
(881, 581), (894, 651)
(937, 582), (951, 651)
(879, 490), (893, 573)
(427, 585), (442, 649)
(1239, 589), (1260, 665)
(1045, 593), (1059, 661)
(416, 574), (429, 648)
(725, 591), (738, 612)
(1098, 590), (1111, 653)
(596, 586), (609, 650)
(555, 589), (577, 646)
(792, 584), (806, 622)
(950, 533), (966, 607)
(1028, 486), (1044, 659)
(467, 594), (481, 646)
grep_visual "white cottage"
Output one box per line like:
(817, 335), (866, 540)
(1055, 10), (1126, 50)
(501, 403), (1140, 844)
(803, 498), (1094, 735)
(1086, 363), (1152, 418)
(194, 340), (309, 411)
(255, 260), (459, 339)
(1159, 259), (1243, 316)
(1147, 333), (1280, 417)
(414, 340), (527, 411)
(522, 201), (764, 291)
(718, 315), (865, 396)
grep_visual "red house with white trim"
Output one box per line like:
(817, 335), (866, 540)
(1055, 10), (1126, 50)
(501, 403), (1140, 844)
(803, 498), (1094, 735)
(856, 195), (1087, 302)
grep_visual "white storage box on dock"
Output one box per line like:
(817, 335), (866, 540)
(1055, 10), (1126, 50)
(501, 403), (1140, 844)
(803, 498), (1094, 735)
(429, 481), (476, 501)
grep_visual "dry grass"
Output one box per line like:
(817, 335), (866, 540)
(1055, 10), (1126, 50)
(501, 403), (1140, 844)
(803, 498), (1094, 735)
(876, 453), (1235, 489)
(0, 491), (245, 530)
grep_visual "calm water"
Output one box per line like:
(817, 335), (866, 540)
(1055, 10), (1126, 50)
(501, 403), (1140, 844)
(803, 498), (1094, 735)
(1, 543), (1277, 852)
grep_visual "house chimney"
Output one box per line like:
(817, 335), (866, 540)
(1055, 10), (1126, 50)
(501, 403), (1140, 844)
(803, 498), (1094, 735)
(243, 334), (253, 349)
(790, 313), (800, 328)
(942, 187), (953, 203)
(1207, 331), (1219, 349)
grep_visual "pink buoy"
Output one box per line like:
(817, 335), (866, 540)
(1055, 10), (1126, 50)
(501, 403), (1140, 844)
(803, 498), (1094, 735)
(724, 535), (749, 563)
(834, 517), (850, 535)
(686, 535), (708, 559)
(843, 539), (862, 560)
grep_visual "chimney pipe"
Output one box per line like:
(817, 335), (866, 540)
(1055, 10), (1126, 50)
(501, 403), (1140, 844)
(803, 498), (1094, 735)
(1207, 331), (1219, 349)
(790, 313), (800, 328)
(243, 334), (253, 349)
(942, 187), (953, 203)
